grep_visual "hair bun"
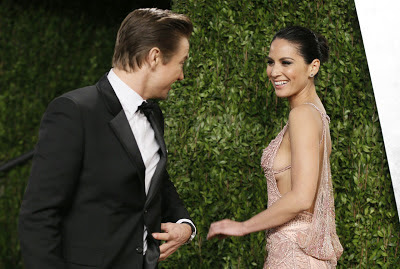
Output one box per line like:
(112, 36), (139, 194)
(316, 34), (329, 63)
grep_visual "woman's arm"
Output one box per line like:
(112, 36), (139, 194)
(207, 105), (322, 239)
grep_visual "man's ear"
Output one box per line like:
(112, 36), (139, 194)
(147, 47), (161, 69)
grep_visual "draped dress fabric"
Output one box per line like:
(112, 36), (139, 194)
(261, 103), (343, 269)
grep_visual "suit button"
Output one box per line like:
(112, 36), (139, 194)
(144, 209), (148, 214)
(136, 247), (143, 254)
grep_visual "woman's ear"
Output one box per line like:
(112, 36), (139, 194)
(309, 59), (320, 77)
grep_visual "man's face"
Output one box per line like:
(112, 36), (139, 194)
(146, 37), (189, 99)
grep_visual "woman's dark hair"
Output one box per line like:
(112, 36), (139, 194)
(272, 26), (329, 68)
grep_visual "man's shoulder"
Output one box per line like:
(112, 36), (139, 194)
(61, 84), (99, 103)
(45, 83), (101, 116)
(59, 73), (110, 106)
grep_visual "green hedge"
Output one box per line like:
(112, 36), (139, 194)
(0, 0), (399, 268)
(0, 2), (116, 268)
(162, 0), (400, 268)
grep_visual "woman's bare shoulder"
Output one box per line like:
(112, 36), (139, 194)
(288, 104), (323, 139)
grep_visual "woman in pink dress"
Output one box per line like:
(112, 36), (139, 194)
(207, 26), (343, 268)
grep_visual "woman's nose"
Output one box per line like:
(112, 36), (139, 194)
(178, 70), (184, 81)
(269, 65), (281, 77)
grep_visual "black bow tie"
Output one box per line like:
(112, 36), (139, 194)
(137, 101), (155, 118)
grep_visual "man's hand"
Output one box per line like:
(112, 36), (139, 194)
(152, 222), (192, 261)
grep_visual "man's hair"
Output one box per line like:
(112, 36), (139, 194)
(112, 8), (193, 71)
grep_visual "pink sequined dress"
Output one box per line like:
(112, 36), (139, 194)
(261, 103), (343, 268)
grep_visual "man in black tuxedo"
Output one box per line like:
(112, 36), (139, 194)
(18, 8), (196, 269)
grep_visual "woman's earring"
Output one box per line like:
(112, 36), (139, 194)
(310, 73), (314, 77)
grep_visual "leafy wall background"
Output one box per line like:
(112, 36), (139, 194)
(0, 0), (399, 268)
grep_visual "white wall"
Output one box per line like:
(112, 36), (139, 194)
(355, 0), (400, 222)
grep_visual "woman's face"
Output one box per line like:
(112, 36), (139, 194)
(266, 38), (314, 99)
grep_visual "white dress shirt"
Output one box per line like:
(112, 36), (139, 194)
(107, 69), (195, 254)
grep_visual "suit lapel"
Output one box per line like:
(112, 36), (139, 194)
(145, 155), (166, 207)
(147, 110), (167, 156)
(109, 111), (146, 180)
(97, 74), (146, 183)
(145, 107), (167, 205)
(97, 74), (168, 202)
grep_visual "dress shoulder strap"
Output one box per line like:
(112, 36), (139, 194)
(302, 102), (330, 144)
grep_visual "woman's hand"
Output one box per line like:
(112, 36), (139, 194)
(207, 219), (246, 240)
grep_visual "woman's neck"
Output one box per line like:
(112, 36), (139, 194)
(288, 84), (320, 109)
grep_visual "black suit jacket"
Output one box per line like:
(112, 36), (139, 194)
(18, 74), (192, 269)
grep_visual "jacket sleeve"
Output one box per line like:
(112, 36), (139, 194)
(161, 172), (192, 223)
(18, 96), (83, 269)
(153, 105), (193, 224)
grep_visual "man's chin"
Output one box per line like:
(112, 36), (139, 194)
(149, 92), (169, 100)
(150, 88), (171, 100)
(160, 89), (171, 100)
(158, 93), (169, 100)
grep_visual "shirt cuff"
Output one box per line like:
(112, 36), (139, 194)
(176, 219), (196, 244)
